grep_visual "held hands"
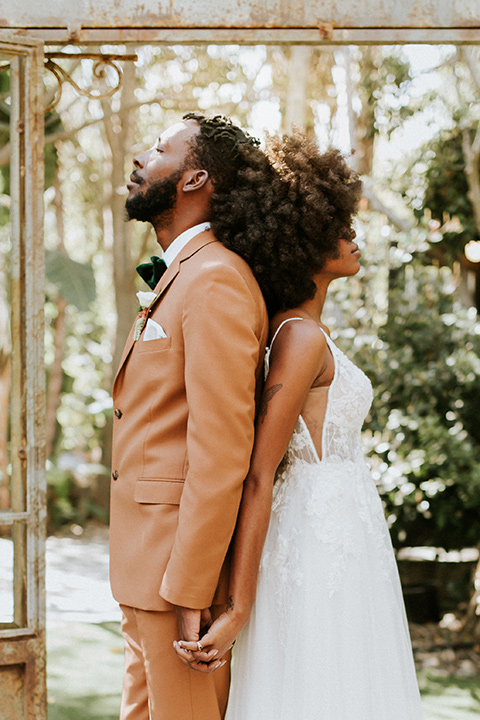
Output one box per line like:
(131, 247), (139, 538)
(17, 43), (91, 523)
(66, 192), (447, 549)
(173, 605), (243, 674)
(174, 605), (212, 644)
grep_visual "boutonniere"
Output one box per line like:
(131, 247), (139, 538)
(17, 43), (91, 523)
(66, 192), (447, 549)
(134, 291), (158, 341)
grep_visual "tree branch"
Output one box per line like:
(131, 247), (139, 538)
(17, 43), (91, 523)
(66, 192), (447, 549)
(459, 47), (480, 96)
(0, 95), (178, 167)
(462, 128), (480, 233)
(361, 181), (414, 232)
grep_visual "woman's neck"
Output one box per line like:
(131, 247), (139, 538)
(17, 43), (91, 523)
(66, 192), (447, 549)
(299, 277), (331, 325)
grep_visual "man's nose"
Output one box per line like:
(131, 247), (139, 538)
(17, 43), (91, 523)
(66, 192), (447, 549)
(133, 149), (149, 168)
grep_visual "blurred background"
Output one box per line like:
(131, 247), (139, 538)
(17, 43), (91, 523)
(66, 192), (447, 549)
(1, 42), (480, 717)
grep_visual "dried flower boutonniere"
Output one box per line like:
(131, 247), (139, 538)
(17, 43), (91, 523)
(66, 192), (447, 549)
(133, 291), (158, 341)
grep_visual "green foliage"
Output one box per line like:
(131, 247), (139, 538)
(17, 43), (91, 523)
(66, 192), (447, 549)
(44, 136), (59, 190)
(44, 300), (113, 461)
(47, 466), (107, 532)
(357, 49), (414, 141)
(413, 125), (479, 262)
(346, 264), (480, 549)
(46, 250), (96, 310)
(0, 68), (61, 197)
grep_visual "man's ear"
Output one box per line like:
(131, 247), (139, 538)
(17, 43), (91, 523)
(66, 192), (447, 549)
(182, 169), (209, 192)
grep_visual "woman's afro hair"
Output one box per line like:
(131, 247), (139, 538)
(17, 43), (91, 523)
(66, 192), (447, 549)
(213, 130), (363, 316)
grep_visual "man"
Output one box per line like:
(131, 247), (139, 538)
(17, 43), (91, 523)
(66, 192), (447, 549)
(109, 114), (269, 720)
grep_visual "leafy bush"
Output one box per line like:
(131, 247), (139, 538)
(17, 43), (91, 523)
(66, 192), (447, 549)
(47, 466), (107, 533)
(342, 263), (480, 549)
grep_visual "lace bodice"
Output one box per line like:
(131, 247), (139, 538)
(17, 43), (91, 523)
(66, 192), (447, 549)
(318, 330), (373, 462)
(265, 319), (373, 466)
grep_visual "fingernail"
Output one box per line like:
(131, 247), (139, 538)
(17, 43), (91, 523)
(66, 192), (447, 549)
(219, 659), (226, 668)
(212, 649), (219, 657)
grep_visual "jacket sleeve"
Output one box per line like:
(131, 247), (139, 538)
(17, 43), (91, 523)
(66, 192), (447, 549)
(159, 260), (265, 608)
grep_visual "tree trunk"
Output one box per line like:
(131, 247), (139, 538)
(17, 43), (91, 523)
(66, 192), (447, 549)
(343, 47), (358, 170)
(455, 48), (480, 635)
(284, 46), (314, 133)
(45, 296), (67, 459)
(461, 546), (480, 639)
(355, 48), (377, 177)
(101, 62), (138, 372)
(100, 62), (139, 479)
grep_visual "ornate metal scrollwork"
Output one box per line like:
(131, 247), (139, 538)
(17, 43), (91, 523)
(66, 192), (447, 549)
(44, 53), (138, 114)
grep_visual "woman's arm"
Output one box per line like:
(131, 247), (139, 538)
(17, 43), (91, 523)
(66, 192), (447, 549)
(174, 318), (327, 672)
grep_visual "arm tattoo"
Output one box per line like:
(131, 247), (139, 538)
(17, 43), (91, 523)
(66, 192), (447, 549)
(227, 595), (234, 611)
(258, 383), (283, 424)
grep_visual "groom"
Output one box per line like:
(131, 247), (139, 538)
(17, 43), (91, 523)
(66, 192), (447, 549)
(109, 114), (268, 720)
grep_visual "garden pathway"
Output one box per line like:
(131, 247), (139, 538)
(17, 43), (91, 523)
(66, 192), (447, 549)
(0, 523), (120, 623)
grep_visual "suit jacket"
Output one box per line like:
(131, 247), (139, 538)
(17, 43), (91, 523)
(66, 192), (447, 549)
(109, 230), (268, 611)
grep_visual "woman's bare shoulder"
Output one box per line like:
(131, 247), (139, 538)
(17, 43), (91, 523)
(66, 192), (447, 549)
(269, 311), (328, 358)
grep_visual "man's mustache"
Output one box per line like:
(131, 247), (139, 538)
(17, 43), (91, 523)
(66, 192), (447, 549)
(130, 171), (144, 185)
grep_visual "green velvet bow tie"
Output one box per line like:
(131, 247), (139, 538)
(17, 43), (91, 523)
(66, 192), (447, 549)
(136, 256), (168, 290)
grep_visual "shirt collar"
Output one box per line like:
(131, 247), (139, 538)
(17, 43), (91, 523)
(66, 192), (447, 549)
(162, 222), (211, 267)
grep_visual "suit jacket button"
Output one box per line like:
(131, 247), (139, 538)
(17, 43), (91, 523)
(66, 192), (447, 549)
(112, 470), (119, 481)
(114, 409), (123, 418)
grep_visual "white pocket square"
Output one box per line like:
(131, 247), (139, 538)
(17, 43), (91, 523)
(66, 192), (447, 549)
(143, 319), (168, 341)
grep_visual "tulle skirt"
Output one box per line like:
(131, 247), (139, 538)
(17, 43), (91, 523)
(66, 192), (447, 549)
(225, 458), (424, 720)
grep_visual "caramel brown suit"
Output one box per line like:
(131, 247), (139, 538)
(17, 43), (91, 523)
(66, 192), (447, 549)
(110, 229), (268, 719)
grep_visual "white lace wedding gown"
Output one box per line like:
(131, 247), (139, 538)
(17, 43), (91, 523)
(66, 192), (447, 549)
(225, 319), (424, 720)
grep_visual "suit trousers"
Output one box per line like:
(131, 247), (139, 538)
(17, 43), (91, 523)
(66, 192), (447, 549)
(120, 604), (231, 720)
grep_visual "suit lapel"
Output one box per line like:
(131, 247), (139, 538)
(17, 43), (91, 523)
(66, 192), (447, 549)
(112, 231), (218, 392)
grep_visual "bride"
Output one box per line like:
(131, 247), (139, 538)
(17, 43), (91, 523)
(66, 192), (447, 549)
(174, 133), (424, 719)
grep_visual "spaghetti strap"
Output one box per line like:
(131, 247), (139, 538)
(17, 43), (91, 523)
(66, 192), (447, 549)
(265, 317), (304, 373)
(269, 317), (304, 351)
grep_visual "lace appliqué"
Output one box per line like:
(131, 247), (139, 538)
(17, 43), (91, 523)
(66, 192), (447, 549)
(321, 338), (373, 463)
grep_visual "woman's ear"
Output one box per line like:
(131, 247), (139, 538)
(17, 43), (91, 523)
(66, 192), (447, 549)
(182, 169), (209, 192)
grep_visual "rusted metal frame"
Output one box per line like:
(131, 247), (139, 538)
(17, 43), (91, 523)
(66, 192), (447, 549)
(45, 52), (138, 59)
(9, 51), (29, 633)
(0, 632), (47, 719)
(16, 27), (480, 45)
(0, 511), (29, 522)
(0, 33), (45, 641)
(0, 0), (478, 28)
(44, 52), (138, 113)
(22, 36), (46, 640)
(0, 30), (47, 720)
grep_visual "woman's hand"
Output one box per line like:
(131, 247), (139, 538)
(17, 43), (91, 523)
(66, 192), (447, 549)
(173, 608), (244, 674)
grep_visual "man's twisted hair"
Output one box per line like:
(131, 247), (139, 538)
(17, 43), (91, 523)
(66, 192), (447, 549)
(185, 114), (362, 316)
(183, 113), (261, 192)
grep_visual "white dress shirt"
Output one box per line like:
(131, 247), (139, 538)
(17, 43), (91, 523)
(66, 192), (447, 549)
(162, 222), (211, 267)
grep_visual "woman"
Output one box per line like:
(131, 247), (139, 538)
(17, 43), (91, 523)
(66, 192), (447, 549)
(175, 134), (424, 719)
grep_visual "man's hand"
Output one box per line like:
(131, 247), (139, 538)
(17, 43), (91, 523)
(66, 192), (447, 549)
(174, 605), (224, 673)
(175, 605), (202, 643)
(174, 605), (243, 674)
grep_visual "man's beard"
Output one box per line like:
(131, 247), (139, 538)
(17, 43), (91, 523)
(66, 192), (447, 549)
(125, 170), (184, 223)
